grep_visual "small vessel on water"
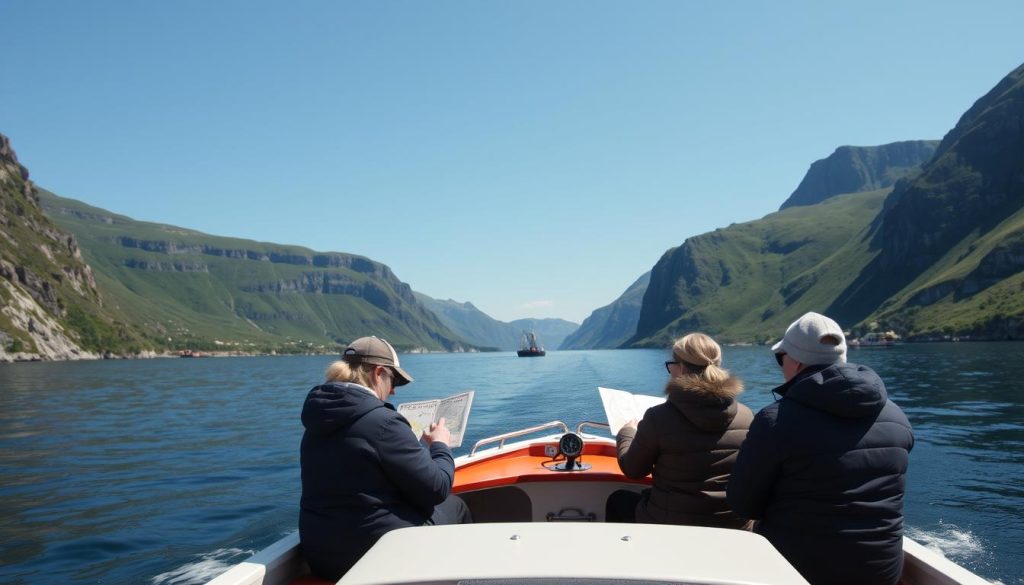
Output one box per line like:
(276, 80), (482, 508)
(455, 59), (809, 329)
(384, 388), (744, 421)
(517, 331), (546, 357)
(206, 420), (992, 585)
(850, 330), (900, 347)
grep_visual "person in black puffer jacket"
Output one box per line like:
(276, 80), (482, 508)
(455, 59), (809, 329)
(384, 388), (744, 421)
(727, 313), (914, 585)
(299, 336), (471, 580)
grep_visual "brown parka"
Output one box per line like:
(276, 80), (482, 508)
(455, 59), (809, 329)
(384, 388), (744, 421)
(616, 373), (753, 528)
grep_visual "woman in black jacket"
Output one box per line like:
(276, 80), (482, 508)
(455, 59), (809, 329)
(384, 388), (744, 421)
(299, 336), (471, 580)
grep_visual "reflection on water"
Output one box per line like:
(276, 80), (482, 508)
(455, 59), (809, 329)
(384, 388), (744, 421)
(1, 344), (1023, 584)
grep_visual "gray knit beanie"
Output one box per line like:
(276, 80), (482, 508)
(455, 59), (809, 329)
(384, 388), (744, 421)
(771, 312), (847, 366)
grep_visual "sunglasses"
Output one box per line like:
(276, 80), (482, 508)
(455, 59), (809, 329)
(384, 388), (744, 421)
(775, 352), (786, 367)
(664, 360), (680, 373)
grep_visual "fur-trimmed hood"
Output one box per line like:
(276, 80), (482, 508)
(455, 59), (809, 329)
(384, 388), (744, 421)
(665, 374), (745, 432)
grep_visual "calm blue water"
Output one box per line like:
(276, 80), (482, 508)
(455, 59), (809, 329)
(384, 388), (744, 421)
(1, 344), (1022, 585)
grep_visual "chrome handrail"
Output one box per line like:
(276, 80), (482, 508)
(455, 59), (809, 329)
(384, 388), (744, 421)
(575, 421), (611, 436)
(470, 421), (570, 456)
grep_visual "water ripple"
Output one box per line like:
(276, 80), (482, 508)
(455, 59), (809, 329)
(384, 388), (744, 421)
(1, 346), (1023, 584)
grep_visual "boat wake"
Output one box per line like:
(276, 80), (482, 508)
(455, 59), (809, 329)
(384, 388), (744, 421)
(906, 523), (1007, 584)
(151, 547), (253, 585)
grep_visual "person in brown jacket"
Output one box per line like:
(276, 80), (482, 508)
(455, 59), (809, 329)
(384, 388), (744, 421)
(606, 332), (753, 528)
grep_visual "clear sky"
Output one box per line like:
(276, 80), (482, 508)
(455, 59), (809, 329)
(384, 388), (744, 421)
(2, 1), (1022, 323)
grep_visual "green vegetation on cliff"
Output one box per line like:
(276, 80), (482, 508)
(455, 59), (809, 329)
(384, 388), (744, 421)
(1, 133), (151, 358)
(627, 63), (1024, 346)
(37, 189), (470, 353)
(629, 189), (889, 346)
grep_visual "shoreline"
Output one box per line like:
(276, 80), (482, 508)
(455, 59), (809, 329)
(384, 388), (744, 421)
(3, 337), (1023, 364)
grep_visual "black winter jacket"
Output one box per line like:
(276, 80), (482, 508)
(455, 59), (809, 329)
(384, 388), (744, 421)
(727, 363), (914, 585)
(299, 382), (454, 579)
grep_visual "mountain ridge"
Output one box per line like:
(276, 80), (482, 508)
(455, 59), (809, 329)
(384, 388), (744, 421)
(33, 186), (474, 355)
(780, 140), (939, 210)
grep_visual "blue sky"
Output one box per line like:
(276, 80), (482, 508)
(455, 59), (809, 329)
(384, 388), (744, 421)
(2, 1), (1022, 323)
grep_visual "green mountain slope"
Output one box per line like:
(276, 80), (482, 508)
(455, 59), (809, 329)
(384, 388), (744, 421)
(629, 188), (889, 346)
(560, 272), (650, 350)
(37, 189), (470, 353)
(1, 133), (150, 360)
(629, 62), (1024, 346)
(846, 63), (1024, 338)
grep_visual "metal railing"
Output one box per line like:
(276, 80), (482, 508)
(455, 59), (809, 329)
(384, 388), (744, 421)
(470, 421), (570, 456)
(575, 421), (610, 436)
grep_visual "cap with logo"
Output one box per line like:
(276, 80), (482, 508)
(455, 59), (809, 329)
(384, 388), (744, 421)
(341, 336), (414, 386)
(771, 312), (847, 366)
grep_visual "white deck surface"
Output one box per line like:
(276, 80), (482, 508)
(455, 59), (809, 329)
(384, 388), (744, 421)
(339, 522), (810, 585)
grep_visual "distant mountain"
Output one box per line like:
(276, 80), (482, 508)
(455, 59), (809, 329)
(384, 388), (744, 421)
(559, 272), (650, 349)
(413, 293), (516, 351)
(629, 62), (1024, 345)
(779, 140), (938, 210)
(508, 318), (579, 351)
(0, 133), (148, 361)
(36, 189), (471, 354)
(413, 292), (579, 351)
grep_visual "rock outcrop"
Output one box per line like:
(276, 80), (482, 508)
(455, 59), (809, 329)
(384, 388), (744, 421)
(0, 132), (117, 361)
(779, 140), (938, 210)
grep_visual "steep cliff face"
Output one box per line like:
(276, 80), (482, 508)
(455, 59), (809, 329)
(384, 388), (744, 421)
(37, 189), (468, 352)
(831, 63), (1024, 336)
(779, 140), (939, 210)
(627, 188), (889, 346)
(880, 66), (1023, 274)
(627, 63), (1024, 344)
(559, 272), (649, 350)
(0, 133), (130, 361)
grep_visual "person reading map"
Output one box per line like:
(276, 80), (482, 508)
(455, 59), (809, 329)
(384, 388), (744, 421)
(299, 336), (472, 580)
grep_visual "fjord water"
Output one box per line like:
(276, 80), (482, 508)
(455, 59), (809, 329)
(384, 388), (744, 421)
(1, 344), (1022, 585)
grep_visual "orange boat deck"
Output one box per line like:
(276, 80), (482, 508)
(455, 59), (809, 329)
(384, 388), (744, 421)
(454, 441), (649, 493)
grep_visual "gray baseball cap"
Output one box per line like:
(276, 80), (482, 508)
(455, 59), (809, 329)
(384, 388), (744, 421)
(342, 336), (414, 386)
(772, 312), (847, 366)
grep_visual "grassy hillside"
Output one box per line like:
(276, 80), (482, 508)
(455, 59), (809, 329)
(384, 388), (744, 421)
(38, 189), (469, 353)
(867, 207), (1024, 338)
(630, 188), (889, 346)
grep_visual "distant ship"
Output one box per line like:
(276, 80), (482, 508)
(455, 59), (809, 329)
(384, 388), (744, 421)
(517, 331), (546, 357)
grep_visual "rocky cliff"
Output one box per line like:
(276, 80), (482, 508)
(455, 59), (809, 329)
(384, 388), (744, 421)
(834, 62), (1024, 337)
(627, 62), (1024, 345)
(0, 133), (140, 361)
(627, 186), (891, 346)
(779, 140), (938, 210)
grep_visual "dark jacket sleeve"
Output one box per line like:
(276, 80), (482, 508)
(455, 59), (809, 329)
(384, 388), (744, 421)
(726, 408), (780, 520)
(376, 416), (455, 509)
(616, 415), (658, 479)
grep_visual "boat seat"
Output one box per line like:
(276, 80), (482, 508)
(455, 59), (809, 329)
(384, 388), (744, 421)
(459, 485), (532, 522)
